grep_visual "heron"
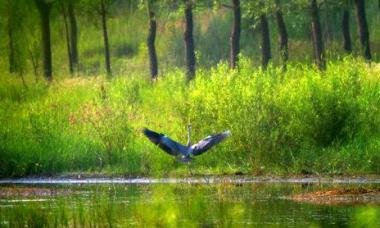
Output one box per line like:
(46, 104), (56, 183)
(143, 125), (230, 163)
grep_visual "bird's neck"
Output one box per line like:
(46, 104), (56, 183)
(187, 128), (191, 146)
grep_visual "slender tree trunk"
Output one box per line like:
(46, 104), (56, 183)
(260, 14), (271, 69)
(230, 0), (240, 69)
(342, 10), (352, 53)
(35, 0), (53, 81)
(184, 0), (196, 81)
(310, 0), (325, 69)
(147, 1), (158, 79)
(28, 48), (39, 81)
(18, 68), (27, 89)
(7, 15), (16, 74)
(275, 6), (288, 69)
(354, 0), (371, 60)
(62, 6), (73, 74)
(68, 2), (79, 72)
(100, 0), (111, 76)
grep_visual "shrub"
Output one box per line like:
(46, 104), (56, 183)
(0, 58), (379, 177)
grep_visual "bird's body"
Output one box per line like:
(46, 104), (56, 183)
(143, 126), (230, 163)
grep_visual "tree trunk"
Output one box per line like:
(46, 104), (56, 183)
(354, 0), (371, 60)
(28, 48), (39, 81)
(260, 14), (271, 69)
(310, 0), (325, 69)
(342, 10), (352, 53)
(184, 0), (196, 81)
(147, 1), (158, 79)
(62, 6), (73, 74)
(7, 15), (16, 74)
(275, 7), (288, 69)
(68, 2), (79, 72)
(35, 0), (53, 81)
(230, 0), (240, 69)
(100, 0), (111, 76)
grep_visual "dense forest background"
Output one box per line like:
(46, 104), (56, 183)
(0, 0), (380, 177)
(0, 0), (379, 79)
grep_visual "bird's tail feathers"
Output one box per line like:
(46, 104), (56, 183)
(223, 130), (231, 136)
(219, 130), (231, 140)
(177, 156), (193, 163)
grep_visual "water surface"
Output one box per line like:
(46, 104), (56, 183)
(0, 177), (379, 227)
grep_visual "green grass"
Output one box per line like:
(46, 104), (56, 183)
(1, 57), (380, 177)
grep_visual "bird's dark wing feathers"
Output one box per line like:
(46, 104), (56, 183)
(143, 128), (185, 156)
(190, 131), (230, 156)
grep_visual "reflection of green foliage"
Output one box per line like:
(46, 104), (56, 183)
(1, 184), (379, 227)
(351, 207), (380, 228)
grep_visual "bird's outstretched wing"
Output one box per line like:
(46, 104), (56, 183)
(190, 131), (230, 156)
(143, 128), (186, 156)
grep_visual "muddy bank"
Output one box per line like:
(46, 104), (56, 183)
(0, 187), (72, 198)
(290, 187), (380, 205)
(1, 175), (380, 185)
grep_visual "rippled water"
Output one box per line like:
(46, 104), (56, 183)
(0, 178), (379, 227)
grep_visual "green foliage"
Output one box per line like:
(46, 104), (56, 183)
(1, 0), (380, 77)
(0, 58), (379, 177)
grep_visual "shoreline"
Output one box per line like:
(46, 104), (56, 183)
(1, 174), (380, 185)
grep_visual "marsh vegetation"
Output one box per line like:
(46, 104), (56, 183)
(0, 0), (380, 177)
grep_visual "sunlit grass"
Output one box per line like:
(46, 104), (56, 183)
(0, 57), (379, 177)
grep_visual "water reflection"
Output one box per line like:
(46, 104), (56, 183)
(0, 183), (379, 227)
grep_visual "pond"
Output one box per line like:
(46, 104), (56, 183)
(0, 177), (379, 227)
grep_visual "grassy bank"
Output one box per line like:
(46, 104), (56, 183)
(1, 58), (380, 177)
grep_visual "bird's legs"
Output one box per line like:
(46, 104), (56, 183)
(188, 162), (193, 176)
(186, 124), (193, 177)
(187, 124), (192, 147)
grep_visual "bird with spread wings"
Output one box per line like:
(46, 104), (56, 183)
(143, 125), (230, 163)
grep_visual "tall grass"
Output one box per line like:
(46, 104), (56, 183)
(0, 58), (379, 177)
